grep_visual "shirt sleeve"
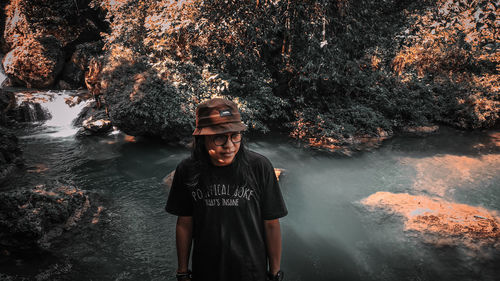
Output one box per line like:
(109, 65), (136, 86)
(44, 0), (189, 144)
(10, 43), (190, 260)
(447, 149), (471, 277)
(165, 161), (193, 216)
(260, 157), (288, 220)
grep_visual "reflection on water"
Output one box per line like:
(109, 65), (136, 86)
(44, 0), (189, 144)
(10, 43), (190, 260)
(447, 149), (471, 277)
(400, 154), (500, 197)
(2, 93), (500, 280)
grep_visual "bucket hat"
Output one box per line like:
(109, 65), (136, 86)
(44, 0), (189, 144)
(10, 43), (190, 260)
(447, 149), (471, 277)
(192, 98), (247, 135)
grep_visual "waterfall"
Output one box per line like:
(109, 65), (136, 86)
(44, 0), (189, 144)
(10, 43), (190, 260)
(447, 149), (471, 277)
(0, 60), (6, 88)
(27, 103), (37, 122)
(19, 91), (90, 138)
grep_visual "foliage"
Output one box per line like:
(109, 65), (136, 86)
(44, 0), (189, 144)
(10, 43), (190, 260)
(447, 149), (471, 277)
(393, 0), (499, 129)
(92, 0), (499, 146)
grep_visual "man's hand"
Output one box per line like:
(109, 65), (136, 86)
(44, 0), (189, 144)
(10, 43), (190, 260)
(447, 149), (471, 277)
(267, 269), (284, 281)
(176, 270), (192, 281)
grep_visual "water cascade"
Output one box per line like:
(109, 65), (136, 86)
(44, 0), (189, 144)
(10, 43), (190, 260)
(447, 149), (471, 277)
(17, 91), (90, 138)
(0, 60), (7, 88)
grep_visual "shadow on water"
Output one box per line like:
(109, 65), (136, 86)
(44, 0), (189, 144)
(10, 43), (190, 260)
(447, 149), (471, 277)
(283, 225), (363, 281)
(382, 127), (500, 158)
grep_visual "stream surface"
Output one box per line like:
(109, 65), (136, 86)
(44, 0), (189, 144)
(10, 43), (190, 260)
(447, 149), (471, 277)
(1, 91), (500, 281)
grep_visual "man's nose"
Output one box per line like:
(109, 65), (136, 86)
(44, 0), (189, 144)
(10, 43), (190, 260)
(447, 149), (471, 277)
(223, 137), (234, 148)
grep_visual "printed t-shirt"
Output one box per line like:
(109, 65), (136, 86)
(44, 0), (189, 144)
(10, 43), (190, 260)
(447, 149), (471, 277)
(165, 150), (288, 281)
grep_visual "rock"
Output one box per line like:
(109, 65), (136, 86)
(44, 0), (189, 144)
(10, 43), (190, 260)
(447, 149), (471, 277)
(73, 100), (111, 136)
(295, 126), (393, 155)
(401, 125), (439, 136)
(361, 192), (500, 249)
(82, 116), (112, 134)
(2, 1), (107, 89)
(0, 90), (16, 126)
(2, 0), (29, 52)
(163, 170), (176, 188)
(61, 62), (85, 89)
(0, 127), (23, 183)
(103, 67), (195, 142)
(0, 76), (15, 88)
(0, 90), (23, 182)
(163, 168), (285, 188)
(74, 101), (112, 136)
(57, 79), (73, 90)
(3, 0), (87, 50)
(13, 101), (52, 123)
(2, 91), (54, 123)
(62, 41), (104, 88)
(0, 184), (100, 253)
(2, 35), (64, 88)
(73, 101), (105, 126)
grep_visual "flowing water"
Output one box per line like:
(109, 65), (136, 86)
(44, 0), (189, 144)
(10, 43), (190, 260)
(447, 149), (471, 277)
(1, 91), (499, 281)
(0, 69), (6, 87)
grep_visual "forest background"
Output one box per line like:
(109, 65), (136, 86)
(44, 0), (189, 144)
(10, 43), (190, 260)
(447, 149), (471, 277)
(0, 0), (498, 151)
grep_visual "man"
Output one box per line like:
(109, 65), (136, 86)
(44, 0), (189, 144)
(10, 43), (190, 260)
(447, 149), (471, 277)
(166, 98), (287, 281)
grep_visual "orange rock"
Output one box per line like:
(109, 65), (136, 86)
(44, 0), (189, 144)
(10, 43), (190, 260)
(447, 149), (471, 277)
(362, 192), (500, 248)
(124, 135), (136, 142)
(2, 36), (63, 88)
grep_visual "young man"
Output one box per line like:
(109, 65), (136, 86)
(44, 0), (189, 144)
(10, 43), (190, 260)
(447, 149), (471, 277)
(166, 98), (287, 281)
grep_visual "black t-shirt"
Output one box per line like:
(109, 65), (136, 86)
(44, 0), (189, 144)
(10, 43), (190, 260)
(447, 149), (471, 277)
(165, 150), (288, 281)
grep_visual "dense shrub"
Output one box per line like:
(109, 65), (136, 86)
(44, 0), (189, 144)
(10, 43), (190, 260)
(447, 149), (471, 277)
(92, 0), (498, 146)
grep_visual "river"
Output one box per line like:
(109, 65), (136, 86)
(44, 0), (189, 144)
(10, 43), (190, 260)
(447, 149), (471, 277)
(1, 91), (499, 281)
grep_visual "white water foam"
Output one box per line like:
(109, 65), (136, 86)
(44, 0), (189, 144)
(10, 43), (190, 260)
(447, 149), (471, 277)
(20, 91), (90, 138)
(0, 63), (7, 88)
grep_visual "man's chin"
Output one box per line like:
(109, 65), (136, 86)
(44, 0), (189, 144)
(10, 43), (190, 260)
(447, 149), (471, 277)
(217, 155), (235, 166)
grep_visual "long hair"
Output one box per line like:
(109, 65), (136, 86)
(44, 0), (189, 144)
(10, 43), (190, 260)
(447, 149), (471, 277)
(187, 135), (256, 189)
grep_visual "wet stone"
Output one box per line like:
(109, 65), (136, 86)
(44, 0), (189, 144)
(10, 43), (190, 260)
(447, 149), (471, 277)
(0, 184), (100, 254)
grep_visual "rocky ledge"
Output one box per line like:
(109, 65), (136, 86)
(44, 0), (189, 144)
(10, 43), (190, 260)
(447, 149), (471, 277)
(0, 183), (104, 255)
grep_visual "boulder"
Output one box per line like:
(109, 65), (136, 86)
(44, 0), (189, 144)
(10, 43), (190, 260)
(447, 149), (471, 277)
(2, 35), (64, 88)
(103, 67), (195, 142)
(2, 0), (107, 89)
(0, 127), (23, 183)
(82, 116), (112, 134)
(61, 41), (104, 88)
(0, 184), (100, 253)
(362, 192), (500, 249)
(2, 91), (53, 123)
(401, 125), (439, 136)
(2, 0), (87, 50)
(0, 76), (15, 88)
(13, 101), (52, 123)
(74, 100), (112, 136)
(73, 100), (107, 127)
(57, 79), (73, 90)
(0, 90), (15, 126)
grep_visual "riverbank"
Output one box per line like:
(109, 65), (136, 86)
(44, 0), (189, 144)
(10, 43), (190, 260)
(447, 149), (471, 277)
(0, 0), (497, 155)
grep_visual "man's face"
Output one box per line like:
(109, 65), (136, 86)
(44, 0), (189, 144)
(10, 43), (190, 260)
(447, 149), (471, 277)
(204, 132), (242, 166)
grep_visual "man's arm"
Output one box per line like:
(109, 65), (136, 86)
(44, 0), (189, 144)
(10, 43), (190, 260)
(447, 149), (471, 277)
(176, 216), (193, 273)
(264, 219), (282, 275)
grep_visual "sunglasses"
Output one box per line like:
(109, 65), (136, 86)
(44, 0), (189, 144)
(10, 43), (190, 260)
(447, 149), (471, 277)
(211, 132), (242, 146)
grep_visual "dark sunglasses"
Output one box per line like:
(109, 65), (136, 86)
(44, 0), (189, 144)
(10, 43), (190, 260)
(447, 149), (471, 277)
(212, 132), (242, 146)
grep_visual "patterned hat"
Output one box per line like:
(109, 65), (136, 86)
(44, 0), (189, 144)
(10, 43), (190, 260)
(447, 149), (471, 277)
(192, 98), (247, 135)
